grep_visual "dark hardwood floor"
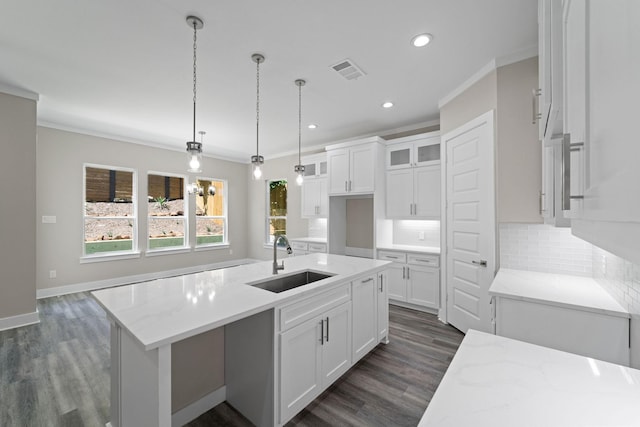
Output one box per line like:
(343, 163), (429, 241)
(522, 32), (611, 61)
(0, 293), (463, 427)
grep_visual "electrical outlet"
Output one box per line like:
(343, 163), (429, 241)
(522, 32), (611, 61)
(229, 249), (233, 255)
(49, 270), (57, 279)
(418, 231), (425, 240)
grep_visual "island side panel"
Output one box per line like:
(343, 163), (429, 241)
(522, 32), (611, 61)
(225, 309), (275, 427)
(114, 323), (172, 427)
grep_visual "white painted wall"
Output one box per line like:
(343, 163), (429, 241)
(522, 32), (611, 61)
(36, 126), (249, 291)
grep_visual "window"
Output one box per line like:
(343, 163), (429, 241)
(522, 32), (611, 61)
(83, 165), (137, 256)
(266, 179), (287, 245)
(195, 178), (227, 247)
(148, 173), (187, 251)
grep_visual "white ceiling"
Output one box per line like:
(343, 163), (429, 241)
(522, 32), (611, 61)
(0, 0), (537, 161)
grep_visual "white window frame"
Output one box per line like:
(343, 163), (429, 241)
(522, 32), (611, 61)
(147, 171), (189, 253)
(195, 177), (228, 248)
(81, 163), (139, 261)
(265, 178), (288, 245)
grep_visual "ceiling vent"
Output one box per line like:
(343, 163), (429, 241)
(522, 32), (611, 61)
(330, 59), (366, 81)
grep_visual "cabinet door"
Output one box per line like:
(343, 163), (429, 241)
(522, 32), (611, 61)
(414, 165), (440, 218)
(301, 179), (320, 218)
(317, 178), (328, 217)
(280, 317), (322, 422)
(352, 275), (377, 362)
(386, 142), (413, 170)
(386, 263), (406, 302)
(414, 138), (441, 167)
(327, 148), (350, 195)
(407, 265), (439, 309)
(377, 271), (389, 343)
(386, 169), (413, 218)
(349, 145), (375, 193)
(321, 302), (351, 387)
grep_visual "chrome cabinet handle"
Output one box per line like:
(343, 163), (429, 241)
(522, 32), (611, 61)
(325, 317), (329, 342)
(345, 181), (348, 192)
(402, 266), (405, 279)
(361, 277), (374, 283)
(562, 133), (585, 210)
(532, 88), (542, 124)
(472, 260), (487, 267)
(406, 267), (410, 279)
(539, 190), (545, 215)
(320, 319), (324, 345)
(379, 274), (383, 292)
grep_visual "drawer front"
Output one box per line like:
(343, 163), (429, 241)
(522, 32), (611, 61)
(291, 241), (309, 251)
(407, 254), (439, 268)
(279, 283), (350, 332)
(377, 251), (407, 264)
(308, 243), (327, 253)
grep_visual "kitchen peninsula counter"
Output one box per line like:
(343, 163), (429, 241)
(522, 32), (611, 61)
(419, 330), (640, 426)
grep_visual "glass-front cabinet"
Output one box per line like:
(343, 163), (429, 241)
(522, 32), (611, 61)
(386, 132), (440, 170)
(301, 153), (327, 179)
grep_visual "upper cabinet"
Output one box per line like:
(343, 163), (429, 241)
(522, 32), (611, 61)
(301, 153), (328, 218)
(557, 0), (640, 264)
(536, 0), (564, 143)
(385, 132), (441, 219)
(386, 133), (440, 170)
(326, 137), (385, 196)
(301, 153), (327, 179)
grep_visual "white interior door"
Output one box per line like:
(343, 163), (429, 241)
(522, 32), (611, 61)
(444, 111), (496, 334)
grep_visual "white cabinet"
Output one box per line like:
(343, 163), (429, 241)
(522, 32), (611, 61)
(280, 301), (351, 422)
(386, 133), (440, 170)
(301, 178), (327, 218)
(327, 143), (377, 195)
(385, 133), (441, 219)
(289, 240), (327, 256)
(536, 0), (564, 142)
(378, 250), (440, 311)
(377, 270), (389, 343)
(352, 274), (378, 362)
(563, 0), (640, 264)
(301, 153), (327, 179)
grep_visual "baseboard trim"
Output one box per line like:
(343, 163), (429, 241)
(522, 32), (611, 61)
(0, 310), (40, 331)
(36, 258), (257, 299)
(172, 386), (226, 427)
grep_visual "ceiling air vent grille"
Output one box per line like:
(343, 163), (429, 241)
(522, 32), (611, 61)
(331, 59), (366, 80)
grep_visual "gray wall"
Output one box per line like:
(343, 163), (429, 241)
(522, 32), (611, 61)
(0, 92), (37, 319)
(36, 126), (249, 291)
(247, 154), (308, 260)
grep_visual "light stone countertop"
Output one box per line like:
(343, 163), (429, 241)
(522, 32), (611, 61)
(419, 330), (640, 427)
(377, 244), (440, 255)
(92, 253), (389, 350)
(489, 268), (629, 318)
(288, 237), (328, 244)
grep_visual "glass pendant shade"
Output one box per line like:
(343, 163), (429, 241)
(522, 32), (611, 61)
(251, 154), (264, 180)
(186, 141), (202, 173)
(294, 164), (305, 186)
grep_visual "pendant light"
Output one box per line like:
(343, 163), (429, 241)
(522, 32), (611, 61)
(186, 16), (204, 173)
(293, 79), (306, 186)
(250, 53), (265, 180)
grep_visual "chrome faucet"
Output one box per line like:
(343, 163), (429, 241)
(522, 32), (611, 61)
(273, 235), (293, 274)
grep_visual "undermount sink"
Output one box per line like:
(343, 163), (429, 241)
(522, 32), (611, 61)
(250, 270), (334, 293)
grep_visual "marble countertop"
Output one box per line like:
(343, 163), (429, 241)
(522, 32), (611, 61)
(92, 253), (389, 350)
(489, 268), (629, 318)
(377, 244), (440, 255)
(288, 237), (328, 244)
(419, 330), (640, 427)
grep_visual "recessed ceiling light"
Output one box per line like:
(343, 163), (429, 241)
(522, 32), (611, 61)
(382, 101), (394, 109)
(411, 33), (432, 47)
(308, 124), (318, 129)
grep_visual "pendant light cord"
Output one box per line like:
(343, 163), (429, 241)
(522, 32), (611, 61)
(192, 20), (198, 144)
(255, 57), (261, 157)
(298, 83), (302, 165)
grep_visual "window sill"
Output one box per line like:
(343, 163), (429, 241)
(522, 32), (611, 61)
(80, 251), (141, 264)
(146, 247), (191, 257)
(195, 243), (230, 252)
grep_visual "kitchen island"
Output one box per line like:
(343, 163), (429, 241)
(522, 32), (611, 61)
(419, 330), (640, 426)
(92, 253), (390, 427)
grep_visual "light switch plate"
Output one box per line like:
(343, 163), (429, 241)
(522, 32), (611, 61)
(42, 215), (56, 224)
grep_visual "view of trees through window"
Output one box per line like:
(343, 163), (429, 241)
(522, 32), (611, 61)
(267, 179), (287, 245)
(84, 166), (136, 255)
(148, 174), (186, 250)
(195, 179), (226, 246)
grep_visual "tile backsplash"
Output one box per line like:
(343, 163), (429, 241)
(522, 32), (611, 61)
(307, 218), (327, 239)
(499, 223), (593, 276)
(392, 220), (440, 247)
(593, 246), (640, 315)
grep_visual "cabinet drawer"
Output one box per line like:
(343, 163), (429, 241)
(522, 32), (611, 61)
(308, 243), (327, 253)
(279, 283), (350, 332)
(378, 251), (407, 263)
(291, 241), (308, 251)
(407, 254), (439, 268)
